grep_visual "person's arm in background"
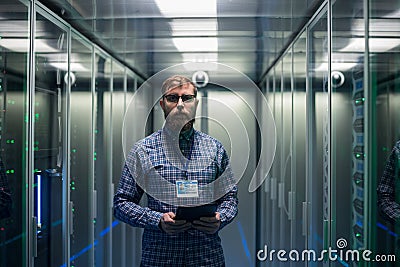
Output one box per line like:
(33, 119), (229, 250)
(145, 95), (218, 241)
(377, 141), (400, 224)
(113, 146), (163, 230)
(0, 157), (12, 219)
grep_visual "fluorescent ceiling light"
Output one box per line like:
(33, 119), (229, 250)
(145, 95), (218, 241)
(340, 38), (400, 53)
(156, 1), (219, 63)
(50, 62), (89, 72)
(384, 9), (400, 18)
(169, 19), (218, 37)
(183, 53), (218, 62)
(173, 37), (218, 52)
(155, 0), (217, 18)
(0, 38), (60, 53)
(315, 62), (358, 72)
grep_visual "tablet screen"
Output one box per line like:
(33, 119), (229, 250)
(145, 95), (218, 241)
(175, 203), (217, 221)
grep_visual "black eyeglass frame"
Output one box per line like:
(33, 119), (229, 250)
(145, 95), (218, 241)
(162, 94), (197, 103)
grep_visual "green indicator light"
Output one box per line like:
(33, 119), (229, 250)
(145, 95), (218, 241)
(72, 149), (77, 153)
(71, 187), (75, 190)
(34, 146), (39, 151)
(95, 130), (98, 134)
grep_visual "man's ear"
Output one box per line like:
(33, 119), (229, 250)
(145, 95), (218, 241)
(160, 98), (165, 109)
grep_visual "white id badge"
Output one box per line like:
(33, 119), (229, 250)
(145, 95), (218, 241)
(176, 180), (199, 198)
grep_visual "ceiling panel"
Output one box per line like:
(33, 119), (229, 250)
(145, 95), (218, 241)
(39, 0), (320, 81)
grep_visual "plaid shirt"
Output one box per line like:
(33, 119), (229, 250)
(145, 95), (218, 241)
(377, 140), (400, 224)
(114, 128), (238, 267)
(0, 157), (12, 219)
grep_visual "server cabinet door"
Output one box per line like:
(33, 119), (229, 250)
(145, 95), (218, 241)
(33, 11), (68, 267)
(69, 33), (94, 267)
(0, 1), (29, 266)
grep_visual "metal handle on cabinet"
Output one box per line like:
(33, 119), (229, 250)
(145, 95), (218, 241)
(32, 216), (37, 258)
(93, 190), (97, 219)
(265, 175), (270, 193)
(271, 177), (277, 200)
(278, 182), (284, 208)
(288, 191), (294, 220)
(110, 183), (114, 209)
(302, 202), (308, 236)
(69, 201), (74, 235)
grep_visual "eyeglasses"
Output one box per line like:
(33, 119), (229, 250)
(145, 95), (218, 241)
(163, 94), (196, 103)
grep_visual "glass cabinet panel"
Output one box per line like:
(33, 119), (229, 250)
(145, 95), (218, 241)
(331, 0), (366, 265)
(307, 9), (328, 264)
(69, 32), (94, 266)
(94, 51), (112, 267)
(281, 51), (292, 250)
(292, 32), (307, 256)
(124, 74), (142, 267)
(273, 63), (282, 253)
(371, 0), (400, 262)
(33, 11), (68, 267)
(0, 1), (29, 266)
(111, 62), (126, 267)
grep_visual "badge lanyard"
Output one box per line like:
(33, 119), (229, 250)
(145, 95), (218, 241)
(176, 133), (199, 198)
(183, 133), (195, 180)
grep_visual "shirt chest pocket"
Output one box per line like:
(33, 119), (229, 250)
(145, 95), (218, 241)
(187, 160), (220, 185)
(150, 163), (184, 183)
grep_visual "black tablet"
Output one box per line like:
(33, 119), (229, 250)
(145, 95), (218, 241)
(175, 203), (217, 221)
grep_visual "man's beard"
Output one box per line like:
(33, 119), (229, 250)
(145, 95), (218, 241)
(165, 111), (195, 132)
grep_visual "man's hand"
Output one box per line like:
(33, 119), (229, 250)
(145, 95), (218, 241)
(159, 212), (191, 234)
(192, 212), (221, 234)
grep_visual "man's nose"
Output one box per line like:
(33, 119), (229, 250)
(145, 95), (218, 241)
(176, 97), (184, 110)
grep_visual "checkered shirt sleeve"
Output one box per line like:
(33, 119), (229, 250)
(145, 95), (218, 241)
(377, 140), (400, 224)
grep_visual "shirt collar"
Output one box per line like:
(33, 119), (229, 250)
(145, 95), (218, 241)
(179, 127), (194, 141)
(162, 125), (194, 141)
